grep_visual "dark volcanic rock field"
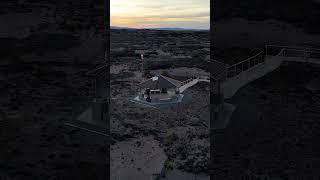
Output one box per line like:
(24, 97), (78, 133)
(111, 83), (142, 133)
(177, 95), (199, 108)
(1, 0), (107, 179)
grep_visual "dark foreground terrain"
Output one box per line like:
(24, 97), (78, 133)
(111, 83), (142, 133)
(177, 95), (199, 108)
(1, 0), (107, 179)
(213, 62), (320, 179)
(213, 0), (320, 178)
(214, 0), (320, 34)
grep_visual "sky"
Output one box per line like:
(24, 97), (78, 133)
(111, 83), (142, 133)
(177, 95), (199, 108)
(110, 0), (210, 29)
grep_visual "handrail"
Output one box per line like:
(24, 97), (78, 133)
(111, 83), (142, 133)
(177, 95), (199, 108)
(86, 63), (109, 76)
(267, 45), (320, 60)
(276, 48), (285, 56)
(274, 48), (318, 53)
(180, 75), (210, 86)
(209, 44), (320, 94)
(227, 51), (263, 70)
(225, 50), (265, 79)
(266, 44), (320, 52)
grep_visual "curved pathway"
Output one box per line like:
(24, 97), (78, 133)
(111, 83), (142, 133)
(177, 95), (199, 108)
(179, 76), (210, 93)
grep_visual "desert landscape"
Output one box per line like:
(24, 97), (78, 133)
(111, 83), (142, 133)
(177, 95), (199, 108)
(110, 29), (210, 179)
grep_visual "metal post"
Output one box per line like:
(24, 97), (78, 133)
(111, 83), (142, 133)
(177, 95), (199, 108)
(265, 44), (268, 56)
(92, 98), (107, 125)
(241, 63), (244, 73)
(304, 48), (307, 61)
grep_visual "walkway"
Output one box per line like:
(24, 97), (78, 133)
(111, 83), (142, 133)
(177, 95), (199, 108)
(175, 45), (320, 97)
(178, 76), (210, 93)
(221, 49), (284, 99)
(220, 45), (320, 99)
(136, 45), (320, 101)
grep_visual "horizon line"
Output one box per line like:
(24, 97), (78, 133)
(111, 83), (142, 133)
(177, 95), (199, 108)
(110, 25), (209, 30)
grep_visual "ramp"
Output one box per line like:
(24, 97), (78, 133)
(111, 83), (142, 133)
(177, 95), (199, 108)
(222, 55), (283, 99)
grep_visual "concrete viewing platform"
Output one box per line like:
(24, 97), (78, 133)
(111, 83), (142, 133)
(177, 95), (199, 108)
(131, 74), (209, 108)
(131, 93), (184, 108)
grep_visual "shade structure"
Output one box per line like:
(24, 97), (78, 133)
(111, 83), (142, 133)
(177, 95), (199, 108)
(138, 75), (182, 89)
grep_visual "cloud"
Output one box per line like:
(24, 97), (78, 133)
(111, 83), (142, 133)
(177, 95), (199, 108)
(138, 4), (167, 9)
(111, 0), (209, 29)
(112, 11), (209, 20)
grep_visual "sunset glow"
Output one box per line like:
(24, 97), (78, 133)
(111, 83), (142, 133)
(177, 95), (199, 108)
(111, 0), (210, 29)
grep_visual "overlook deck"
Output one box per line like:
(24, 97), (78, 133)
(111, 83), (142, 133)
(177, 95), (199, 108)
(220, 45), (320, 99)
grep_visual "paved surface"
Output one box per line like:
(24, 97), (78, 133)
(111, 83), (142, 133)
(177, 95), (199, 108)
(179, 79), (199, 93)
(222, 56), (283, 99)
(221, 55), (320, 99)
(179, 77), (210, 93)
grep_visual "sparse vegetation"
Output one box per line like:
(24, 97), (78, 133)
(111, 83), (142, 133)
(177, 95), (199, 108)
(143, 68), (153, 78)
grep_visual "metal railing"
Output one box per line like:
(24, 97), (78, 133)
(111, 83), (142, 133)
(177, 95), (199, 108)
(226, 51), (265, 79)
(223, 44), (320, 80)
(266, 45), (320, 59)
(209, 44), (320, 97)
(180, 75), (210, 86)
(198, 75), (210, 80)
(181, 78), (195, 86)
(276, 48), (285, 56)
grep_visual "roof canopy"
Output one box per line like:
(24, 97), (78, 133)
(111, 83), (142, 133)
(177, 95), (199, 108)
(138, 75), (182, 89)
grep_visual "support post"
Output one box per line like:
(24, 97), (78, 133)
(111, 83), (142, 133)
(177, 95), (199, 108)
(211, 79), (224, 130)
(92, 98), (108, 126)
(265, 43), (268, 56)
(241, 63), (244, 73)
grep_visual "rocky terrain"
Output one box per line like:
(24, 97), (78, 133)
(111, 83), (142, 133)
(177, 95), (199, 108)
(111, 30), (210, 70)
(1, 0), (107, 179)
(110, 30), (210, 179)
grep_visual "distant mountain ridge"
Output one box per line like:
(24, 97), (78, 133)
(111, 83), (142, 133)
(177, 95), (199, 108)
(110, 26), (208, 31)
(110, 26), (135, 30)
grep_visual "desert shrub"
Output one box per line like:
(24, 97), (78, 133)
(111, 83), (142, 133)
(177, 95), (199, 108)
(161, 71), (170, 77)
(144, 68), (153, 78)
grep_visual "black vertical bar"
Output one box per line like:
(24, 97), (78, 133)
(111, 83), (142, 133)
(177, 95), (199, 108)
(105, 0), (110, 179)
(210, 0), (214, 179)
